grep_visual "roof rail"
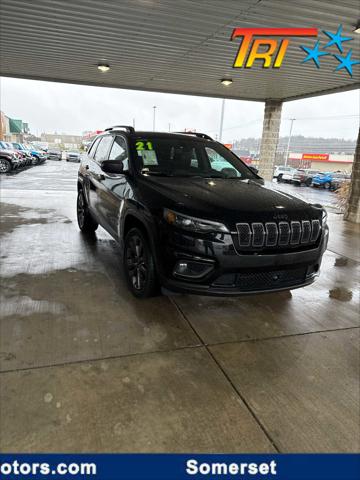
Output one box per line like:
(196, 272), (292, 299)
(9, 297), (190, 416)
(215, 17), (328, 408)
(104, 125), (135, 133)
(174, 131), (213, 141)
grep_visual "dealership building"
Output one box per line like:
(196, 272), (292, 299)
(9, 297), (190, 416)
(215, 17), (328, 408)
(288, 152), (354, 172)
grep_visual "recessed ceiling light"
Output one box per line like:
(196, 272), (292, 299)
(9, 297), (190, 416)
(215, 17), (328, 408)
(220, 78), (233, 86)
(97, 62), (110, 73)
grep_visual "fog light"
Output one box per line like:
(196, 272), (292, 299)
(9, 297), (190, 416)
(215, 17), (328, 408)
(173, 260), (214, 279)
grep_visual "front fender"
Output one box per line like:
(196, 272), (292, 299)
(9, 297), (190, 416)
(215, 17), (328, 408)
(119, 202), (162, 271)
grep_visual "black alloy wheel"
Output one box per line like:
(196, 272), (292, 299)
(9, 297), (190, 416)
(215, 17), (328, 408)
(0, 158), (11, 173)
(124, 227), (159, 298)
(77, 190), (98, 233)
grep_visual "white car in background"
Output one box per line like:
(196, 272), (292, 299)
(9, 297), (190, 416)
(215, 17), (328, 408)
(273, 166), (296, 182)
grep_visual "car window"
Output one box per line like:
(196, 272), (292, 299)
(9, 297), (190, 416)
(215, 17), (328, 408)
(94, 136), (113, 162)
(205, 147), (240, 177)
(88, 137), (101, 158)
(109, 136), (129, 170)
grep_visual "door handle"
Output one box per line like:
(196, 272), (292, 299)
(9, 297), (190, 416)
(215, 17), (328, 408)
(85, 165), (89, 170)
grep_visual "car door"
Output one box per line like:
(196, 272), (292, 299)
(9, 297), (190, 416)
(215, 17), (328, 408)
(87, 135), (114, 220)
(81, 136), (101, 213)
(97, 135), (130, 238)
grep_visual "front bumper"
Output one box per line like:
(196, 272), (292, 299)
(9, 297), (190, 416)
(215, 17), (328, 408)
(158, 225), (328, 296)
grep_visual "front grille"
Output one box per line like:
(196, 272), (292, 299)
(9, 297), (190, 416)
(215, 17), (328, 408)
(236, 268), (306, 290)
(213, 267), (307, 290)
(236, 219), (321, 249)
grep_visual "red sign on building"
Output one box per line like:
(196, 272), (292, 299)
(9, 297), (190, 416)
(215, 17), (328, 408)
(302, 153), (329, 161)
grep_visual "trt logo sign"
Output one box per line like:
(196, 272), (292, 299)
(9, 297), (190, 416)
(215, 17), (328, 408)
(231, 28), (318, 68)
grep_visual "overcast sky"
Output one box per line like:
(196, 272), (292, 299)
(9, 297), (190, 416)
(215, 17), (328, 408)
(1, 77), (359, 142)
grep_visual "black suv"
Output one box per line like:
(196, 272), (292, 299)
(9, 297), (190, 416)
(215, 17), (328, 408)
(77, 126), (328, 298)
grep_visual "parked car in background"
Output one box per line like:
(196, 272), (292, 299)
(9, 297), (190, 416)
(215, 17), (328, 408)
(329, 172), (351, 191)
(66, 151), (81, 162)
(278, 167), (297, 183)
(292, 169), (320, 187)
(11, 142), (44, 165)
(25, 144), (47, 164)
(0, 146), (22, 173)
(312, 172), (333, 189)
(47, 149), (62, 161)
(273, 165), (296, 181)
(0, 142), (30, 167)
(311, 172), (350, 190)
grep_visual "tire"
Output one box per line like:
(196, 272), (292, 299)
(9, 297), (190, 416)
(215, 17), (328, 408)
(305, 178), (312, 187)
(124, 227), (159, 298)
(277, 174), (283, 182)
(77, 190), (98, 233)
(324, 182), (331, 190)
(0, 158), (12, 173)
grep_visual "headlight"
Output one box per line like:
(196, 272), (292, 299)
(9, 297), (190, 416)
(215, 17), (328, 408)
(322, 209), (328, 227)
(164, 208), (229, 233)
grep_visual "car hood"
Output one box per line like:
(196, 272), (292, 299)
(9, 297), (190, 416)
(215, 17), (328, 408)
(0, 148), (15, 156)
(141, 176), (321, 225)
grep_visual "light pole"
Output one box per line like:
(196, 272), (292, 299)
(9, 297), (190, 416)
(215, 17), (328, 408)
(284, 118), (295, 166)
(152, 106), (157, 131)
(168, 122), (171, 132)
(219, 99), (225, 142)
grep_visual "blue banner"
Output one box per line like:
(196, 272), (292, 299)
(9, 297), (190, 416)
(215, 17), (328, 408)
(0, 454), (359, 480)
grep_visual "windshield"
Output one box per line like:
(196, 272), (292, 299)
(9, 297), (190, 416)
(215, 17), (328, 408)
(132, 137), (257, 179)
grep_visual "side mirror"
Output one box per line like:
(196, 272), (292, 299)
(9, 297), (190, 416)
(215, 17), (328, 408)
(101, 160), (124, 174)
(248, 166), (259, 175)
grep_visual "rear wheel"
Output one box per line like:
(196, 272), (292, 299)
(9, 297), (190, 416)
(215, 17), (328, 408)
(0, 158), (12, 173)
(324, 182), (331, 190)
(277, 174), (283, 182)
(124, 227), (159, 298)
(305, 178), (312, 187)
(77, 190), (98, 232)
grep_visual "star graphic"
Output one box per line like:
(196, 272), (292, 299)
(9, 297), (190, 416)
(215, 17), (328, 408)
(323, 24), (353, 53)
(300, 41), (330, 68)
(334, 49), (360, 76)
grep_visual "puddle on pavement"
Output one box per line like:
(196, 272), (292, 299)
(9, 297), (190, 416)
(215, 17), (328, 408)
(329, 287), (353, 302)
(334, 257), (349, 267)
(0, 203), (71, 236)
(0, 268), (195, 370)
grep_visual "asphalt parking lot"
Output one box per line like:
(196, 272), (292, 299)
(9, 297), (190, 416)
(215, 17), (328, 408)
(0, 161), (359, 453)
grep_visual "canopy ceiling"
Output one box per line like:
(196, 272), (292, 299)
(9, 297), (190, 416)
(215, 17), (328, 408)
(1, 0), (359, 101)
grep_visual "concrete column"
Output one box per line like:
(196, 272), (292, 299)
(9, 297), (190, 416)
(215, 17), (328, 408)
(344, 127), (360, 223)
(258, 100), (283, 181)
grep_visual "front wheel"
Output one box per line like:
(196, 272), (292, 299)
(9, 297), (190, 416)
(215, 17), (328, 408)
(324, 182), (331, 190)
(305, 178), (312, 187)
(0, 158), (12, 173)
(77, 190), (98, 233)
(124, 227), (159, 298)
(277, 174), (283, 182)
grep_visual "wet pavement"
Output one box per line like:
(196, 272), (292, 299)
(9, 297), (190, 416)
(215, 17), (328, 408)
(0, 161), (359, 452)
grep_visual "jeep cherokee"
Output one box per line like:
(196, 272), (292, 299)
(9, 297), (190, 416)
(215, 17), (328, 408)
(77, 126), (328, 298)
